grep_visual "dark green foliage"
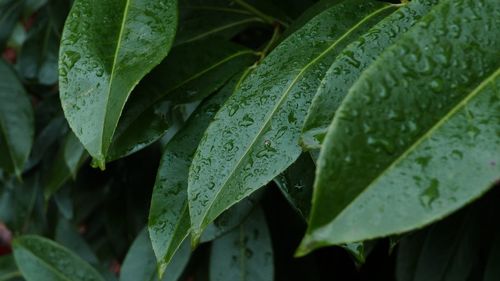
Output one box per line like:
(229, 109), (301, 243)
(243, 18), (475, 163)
(0, 0), (498, 280)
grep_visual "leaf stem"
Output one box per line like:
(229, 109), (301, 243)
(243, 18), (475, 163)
(233, 0), (288, 27)
(257, 24), (281, 60)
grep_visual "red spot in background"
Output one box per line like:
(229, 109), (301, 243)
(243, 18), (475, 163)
(0, 223), (12, 256)
(110, 259), (121, 275)
(23, 13), (37, 31)
(2, 48), (16, 63)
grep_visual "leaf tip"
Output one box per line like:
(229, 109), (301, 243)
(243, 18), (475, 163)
(90, 157), (106, 171)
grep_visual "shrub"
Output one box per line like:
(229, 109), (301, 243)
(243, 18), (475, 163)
(0, 0), (498, 280)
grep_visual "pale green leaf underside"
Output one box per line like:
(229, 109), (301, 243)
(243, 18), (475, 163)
(210, 207), (273, 281)
(59, 0), (177, 168)
(301, 0), (500, 255)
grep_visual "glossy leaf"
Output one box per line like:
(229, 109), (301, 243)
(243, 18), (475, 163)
(0, 59), (34, 178)
(210, 207), (273, 281)
(59, 0), (178, 168)
(121, 228), (190, 281)
(107, 39), (256, 161)
(13, 235), (105, 281)
(149, 74), (243, 273)
(301, 0), (438, 149)
(188, 0), (397, 242)
(300, 0), (500, 255)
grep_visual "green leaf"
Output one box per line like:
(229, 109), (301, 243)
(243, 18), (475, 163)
(301, 0), (438, 149)
(43, 131), (87, 199)
(55, 218), (98, 265)
(396, 208), (482, 281)
(0, 255), (22, 281)
(0, 0), (23, 48)
(0, 173), (40, 233)
(106, 39), (257, 161)
(175, 0), (263, 46)
(209, 207), (273, 281)
(63, 131), (87, 179)
(121, 228), (190, 281)
(13, 235), (105, 281)
(200, 192), (260, 243)
(17, 8), (59, 86)
(149, 74), (243, 272)
(59, 0), (178, 168)
(188, 0), (398, 242)
(300, 0), (500, 255)
(0, 59), (34, 178)
(273, 153), (315, 219)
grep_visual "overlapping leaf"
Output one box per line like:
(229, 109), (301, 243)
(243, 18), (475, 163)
(300, 0), (500, 255)
(210, 207), (273, 281)
(107, 39), (256, 161)
(59, 0), (178, 168)
(301, 0), (438, 149)
(149, 74), (244, 273)
(188, 0), (398, 242)
(121, 229), (190, 281)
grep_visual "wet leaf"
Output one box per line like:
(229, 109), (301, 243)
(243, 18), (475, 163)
(301, 0), (438, 149)
(121, 228), (190, 281)
(149, 74), (243, 273)
(13, 235), (105, 281)
(188, 0), (397, 242)
(300, 0), (500, 255)
(59, 0), (178, 168)
(106, 39), (256, 161)
(210, 207), (273, 281)
(0, 59), (34, 178)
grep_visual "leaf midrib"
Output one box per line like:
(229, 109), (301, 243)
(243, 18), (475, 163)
(100, 0), (131, 159)
(195, 4), (397, 230)
(15, 244), (78, 281)
(329, 67), (500, 233)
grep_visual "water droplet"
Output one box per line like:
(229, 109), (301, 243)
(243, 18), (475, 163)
(420, 178), (440, 208)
